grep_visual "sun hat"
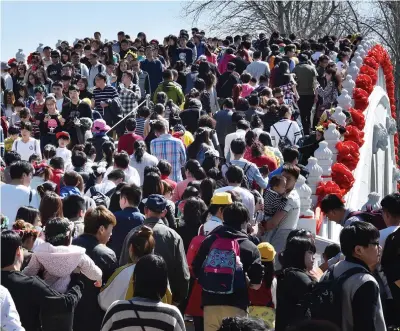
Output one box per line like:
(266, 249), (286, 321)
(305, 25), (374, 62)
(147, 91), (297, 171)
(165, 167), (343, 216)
(92, 119), (111, 133)
(56, 131), (70, 140)
(257, 242), (276, 262)
(210, 192), (233, 205)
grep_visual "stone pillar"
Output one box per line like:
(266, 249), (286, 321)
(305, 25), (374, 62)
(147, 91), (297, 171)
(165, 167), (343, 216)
(342, 75), (355, 99)
(295, 175), (316, 234)
(353, 52), (363, 67)
(337, 90), (352, 112)
(314, 141), (333, 182)
(348, 61), (360, 81)
(15, 49), (26, 64)
(36, 43), (44, 55)
(331, 106), (347, 127)
(362, 192), (381, 211)
(305, 157), (323, 207)
(324, 123), (341, 163)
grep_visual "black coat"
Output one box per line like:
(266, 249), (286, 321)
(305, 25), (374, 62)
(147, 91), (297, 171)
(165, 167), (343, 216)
(216, 72), (240, 99)
(72, 234), (118, 331)
(275, 268), (315, 331)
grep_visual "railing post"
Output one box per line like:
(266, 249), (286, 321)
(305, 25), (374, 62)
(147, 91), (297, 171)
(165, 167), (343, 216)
(324, 123), (341, 163)
(314, 141), (333, 182)
(305, 157), (323, 207)
(296, 175), (316, 234)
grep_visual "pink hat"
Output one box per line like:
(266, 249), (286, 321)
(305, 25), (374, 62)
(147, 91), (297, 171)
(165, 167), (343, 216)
(92, 119), (110, 133)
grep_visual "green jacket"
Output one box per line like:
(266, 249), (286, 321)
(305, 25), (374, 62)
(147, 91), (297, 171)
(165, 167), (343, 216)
(153, 81), (185, 109)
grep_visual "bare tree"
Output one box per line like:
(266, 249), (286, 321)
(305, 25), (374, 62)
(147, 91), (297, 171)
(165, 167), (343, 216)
(182, 1), (364, 39)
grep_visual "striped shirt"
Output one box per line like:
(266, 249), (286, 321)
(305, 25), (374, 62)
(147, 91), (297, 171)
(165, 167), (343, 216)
(135, 117), (146, 138)
(150, 134), (186, 182)
(263, 188), (288, 217)
(101, 298), (186, 331)
(93, 86), (119, 112)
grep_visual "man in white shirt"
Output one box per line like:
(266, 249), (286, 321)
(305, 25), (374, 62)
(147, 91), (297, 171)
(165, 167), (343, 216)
(88, 53), (106, 89)
(379, 193), (400, 248)
(1, 62), (13, 90)
(224, 119), (250, 160)
(270, 106), (302, 149)
(102, 151), (140, 187)
(261, 164), (300, 269)
(244, 50), (270, 81)
(0, 161), (40, 228)
(215, 165), (255, 224)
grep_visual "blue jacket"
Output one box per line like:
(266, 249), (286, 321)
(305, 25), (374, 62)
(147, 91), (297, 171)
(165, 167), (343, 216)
(59, 186), (81, 198)
(108, 207), (145, 260)
(140, 59), (163, 95)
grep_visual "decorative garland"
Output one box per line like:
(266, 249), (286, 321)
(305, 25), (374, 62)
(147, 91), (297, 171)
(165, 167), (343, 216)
(315, 44), (398, 232)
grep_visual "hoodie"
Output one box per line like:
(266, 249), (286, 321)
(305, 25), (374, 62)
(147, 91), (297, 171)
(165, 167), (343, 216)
(192, 224), (263, 310)
(218, 53), (236, 74)
(153, 81), (185, 109)
(23, 242), (102, 293)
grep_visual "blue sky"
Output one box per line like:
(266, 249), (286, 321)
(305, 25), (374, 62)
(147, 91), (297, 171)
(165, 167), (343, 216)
(1, 1), (197, 60)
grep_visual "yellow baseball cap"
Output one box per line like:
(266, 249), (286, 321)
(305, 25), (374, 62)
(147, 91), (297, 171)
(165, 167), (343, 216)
(210, 192), (233, 205)
(257, 242), (276, 262)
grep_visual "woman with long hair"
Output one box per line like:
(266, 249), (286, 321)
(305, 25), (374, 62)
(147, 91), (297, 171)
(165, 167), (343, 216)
(101, 140), (115, 168)
(316, 66), (340, 110)
(275, 236), (316, 331)
(2, 89), (15, 120)
(274, 61), (298, 105)
(116, 59), (130, 84)
(26, 72), (42, 97)
(259, 132), (283, 166)
(14, 63), (27, 97)
(17, 82), (34, 108)
(187, 127), (214, 164)
(76, 77), (93, 100)
(200, 177), (216, 206)
(172, 159), (206, 202)
(36, 67), (53, 94)
(31, 161), (54, 191)
(166, 35), (178, 67)
(39, 191), (63, 227)
(174, 60), (186, 91)
(129, 140), (158, 186)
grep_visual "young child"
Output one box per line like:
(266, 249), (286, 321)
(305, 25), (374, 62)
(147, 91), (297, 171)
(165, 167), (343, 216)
(4, 126), (19, 153)
(263, 175), (288, 218)
(55, 131), (72, 170)
(23, 217), (102, 293)
(59, 170), (82, 198)
(248, 242), (277, 330)
(135, 106), (150, 138)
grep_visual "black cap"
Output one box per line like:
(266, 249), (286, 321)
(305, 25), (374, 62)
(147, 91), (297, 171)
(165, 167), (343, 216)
(143, 194), (167, 213)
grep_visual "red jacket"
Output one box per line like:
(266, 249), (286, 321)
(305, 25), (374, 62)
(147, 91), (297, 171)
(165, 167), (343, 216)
(117, 132), (143, 155)
(50, 168), (64, 194)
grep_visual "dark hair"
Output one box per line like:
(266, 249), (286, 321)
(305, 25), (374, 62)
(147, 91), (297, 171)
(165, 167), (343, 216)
(102, 140), (115, 168)
(286, 320), (340, 331)
(162, 69), (173, 80)
(182, 185), (200, 200)
(230, 138), (246, 155)
(132, 140), (145, 163)
(223, 202), (249, 229)
(15, 206), (40, 225)
(269, 174), (286, 189)
(134, 254), (168, 301)
(183, 197), (208, 228)
(120, 184), (141, 206)
(84, 205), (116, 235)
(108, 169), (125, 181)
(142, 172), (163, 199)
(10, 160), (34, 180)
(84, 142), (96, 159)
(282, 236), (316, 270)
(222, 98), (234, 109)
(49, 157), (64, 170)
(320, 194), (345, 214)
(380, 193), (400, 218)
(39, 191), (63, 226)
(20, 121), (32, 132)
(28, 153), (40, 164)
(157, 160), (172, 176)
(125, 117), (136, 132)
(282, 163), (300, 180)
(1, 231), (22, 268)
(45, 217), (72, 246)
(237, 120), (250, 131)
(185, 159), (206, 180)
(245, 130), (257, 147)
(323, 243), (341, 261)
(128, 225), (155, 260)
(144, 166), (161, 177)
(187, 128), (211, 160)
(138, 106), (151, 118)
(340, 221), (380, 257)
(36, 181), (57, 198)
(4, 151), (21, 166)
(63, 170), (80, 187)
(218, 316), (267, 331)
(198, 115), (216, 129)
(71, 151), (87, 168)
(43, 144), (56, 160)
(62, 195), (86, 219)
(114, 151), (129, 169)
(200, 178), (216, 206)
(225, 165), (244, 184)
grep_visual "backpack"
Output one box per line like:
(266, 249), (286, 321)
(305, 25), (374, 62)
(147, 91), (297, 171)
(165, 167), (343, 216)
(199, 235), (246, 295)
(346, 206), (386, 230)
(90, 186), (110, 208)
(273, 122), (293, 152)
(295, 266), (368, 327)
(225, 161), (251, 189)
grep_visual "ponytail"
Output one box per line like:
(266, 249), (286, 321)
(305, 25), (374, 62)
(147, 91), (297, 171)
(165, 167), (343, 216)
(134, 140), (146, 163)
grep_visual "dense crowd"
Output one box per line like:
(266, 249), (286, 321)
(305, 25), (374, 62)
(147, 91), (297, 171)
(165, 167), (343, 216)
(0, 28), (399, 331)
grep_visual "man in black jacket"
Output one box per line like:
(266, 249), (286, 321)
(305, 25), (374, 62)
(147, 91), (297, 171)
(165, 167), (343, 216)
(216, 62), (240, 99)
(72, 206), (118, 331)
(1, 230), (84, 331)
(192, 202), (263, 331)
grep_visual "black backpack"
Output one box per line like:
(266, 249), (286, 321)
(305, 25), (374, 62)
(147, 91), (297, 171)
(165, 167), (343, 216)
(225, 161), (251, 189)
(273, 122), (293, 152)
(90, 186), (110, 207)
(346, 207), (387, 230)
(295, 266), (368, 327)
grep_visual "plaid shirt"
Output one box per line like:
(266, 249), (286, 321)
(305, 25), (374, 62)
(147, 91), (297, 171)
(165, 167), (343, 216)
(118, 83), (141, 116)
(150, 134), (186, 182)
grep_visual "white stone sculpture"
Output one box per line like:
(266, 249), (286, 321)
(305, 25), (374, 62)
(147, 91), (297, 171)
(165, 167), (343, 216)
(56, 40), (62, 48)
(353, 52), (363, 67)
(331, 106), (347, 127)
(324, 123), (341, 162)
(362, 192), (381, 211)
(359, 48), (366, 59)
(15, 49), (26, 63)
(305, 157), (323, 206)
(36, 43), (44, 54)
(296, 175), (316, 234)
(342, 75), (355, 98)
(73, 38), (80, 46)
(386, 117), (397, 135)
(372, 124), (389, 154)
(314, 141), (333, 181)
(393, 166), (400, 182)
(337, 90), (352, 111)
(348, 61), (360, 81)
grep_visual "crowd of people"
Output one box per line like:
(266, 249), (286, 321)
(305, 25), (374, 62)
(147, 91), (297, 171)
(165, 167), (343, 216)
(0, 28), (399, 331)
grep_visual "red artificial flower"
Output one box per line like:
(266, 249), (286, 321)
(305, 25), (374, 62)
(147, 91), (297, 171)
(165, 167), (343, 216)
(355, 74), (373, 94)
(336, 141), (360, 171)
(331, 163), (355, 194)
(359, 65), (378, 85)
(316, 181), (345, 203)
(353, 88), (369, 111)
(344, 125), (365, 147)
(348, 108), (366, 130)
(363, 56), (379, 70)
